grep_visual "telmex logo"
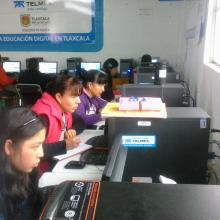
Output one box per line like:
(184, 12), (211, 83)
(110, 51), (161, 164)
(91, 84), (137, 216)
(14, 1), (45, 8)
(14, 1), (25, 8)
(133, 139), (148, 143)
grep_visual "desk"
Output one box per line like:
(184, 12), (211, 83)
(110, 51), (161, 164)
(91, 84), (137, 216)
(95, 182), (220, 220)
(38, 129), (105, 188)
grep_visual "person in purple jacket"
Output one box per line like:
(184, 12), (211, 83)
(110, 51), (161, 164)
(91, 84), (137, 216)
(76, 69), (107, 127)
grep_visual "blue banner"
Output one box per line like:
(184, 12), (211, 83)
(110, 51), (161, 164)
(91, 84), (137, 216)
(0, 0), (103, 52)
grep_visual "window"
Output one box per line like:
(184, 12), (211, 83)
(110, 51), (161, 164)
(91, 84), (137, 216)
(213, 0), (220, 65)
(205, 0), (220, 66)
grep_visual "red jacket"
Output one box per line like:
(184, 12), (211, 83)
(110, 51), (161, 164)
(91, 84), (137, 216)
(0, 66), (16, 91)
(32, 92), (72, 143)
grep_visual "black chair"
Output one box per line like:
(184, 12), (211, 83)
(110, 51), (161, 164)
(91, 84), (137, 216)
(16, 83), (42, 106)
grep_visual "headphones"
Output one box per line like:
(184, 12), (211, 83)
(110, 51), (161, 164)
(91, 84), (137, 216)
(107, 63), (113, 68)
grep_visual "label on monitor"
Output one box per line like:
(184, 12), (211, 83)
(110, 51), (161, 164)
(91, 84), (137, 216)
(122, 135), (156, 148)
(137, 121), (151, 127)
(159, 69), (167, 78)
(200, 118), (207, 129)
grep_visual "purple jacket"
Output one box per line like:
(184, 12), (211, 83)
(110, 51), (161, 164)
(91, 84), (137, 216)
(76, 90), (107, 125)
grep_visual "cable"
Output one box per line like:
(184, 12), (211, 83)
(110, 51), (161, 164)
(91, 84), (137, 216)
(179, 80), (190, 96)
(211, 129), (220, 133)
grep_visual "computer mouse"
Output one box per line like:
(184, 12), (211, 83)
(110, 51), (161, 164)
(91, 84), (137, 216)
(64, 161), (85, 169)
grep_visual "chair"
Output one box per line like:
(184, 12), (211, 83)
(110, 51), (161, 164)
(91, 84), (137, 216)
(16, 83), (42, 106)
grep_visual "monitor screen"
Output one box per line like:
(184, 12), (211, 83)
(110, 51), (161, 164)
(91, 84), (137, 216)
(120, 62), (130, 76)
(151, 57), (160, 63)
(39, 62), (57, 74)
(80, 62), (101, 71)
(3, 61), (21, 73)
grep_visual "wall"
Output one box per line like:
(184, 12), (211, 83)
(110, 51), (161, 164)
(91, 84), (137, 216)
(0, 0), (185, 71)
(183, 0), (220, 130)
(183, 0), (220, 163)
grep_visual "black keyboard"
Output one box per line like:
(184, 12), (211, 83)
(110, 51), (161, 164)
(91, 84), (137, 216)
(80, 150), (108, 165)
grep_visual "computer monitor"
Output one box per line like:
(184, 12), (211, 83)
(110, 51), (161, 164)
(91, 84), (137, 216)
(120, 59), (133, 78)
(39, 62), (57, 74)
(151, 57), (160, 63)
(121, 84), (185, 107)
(137, 66), (157, 73)
(67, 57), (82, 76)
(134, 73), (155, 84)
(3, 61), (21, 73)
(81, 62), (101, 71)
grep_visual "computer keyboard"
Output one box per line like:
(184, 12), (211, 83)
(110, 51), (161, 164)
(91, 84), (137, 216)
(85, 135), (107, 148)
(80, 150), (108, 165)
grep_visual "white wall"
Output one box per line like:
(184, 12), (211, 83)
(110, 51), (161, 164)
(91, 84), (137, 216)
(183, 0), (220, 130)
(0, 0), (185, 72)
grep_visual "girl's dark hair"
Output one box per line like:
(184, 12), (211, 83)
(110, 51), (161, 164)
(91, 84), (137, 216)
(103, 58), (119, 72)
(0, 107), (46, 219)
(46, 75), (82, 97)
(81, 69), (107, 87)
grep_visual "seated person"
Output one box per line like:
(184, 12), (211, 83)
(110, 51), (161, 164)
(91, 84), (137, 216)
(32, 75), (82, 174)
(101, 58), (119, 102)
(0, 107), (46, 220)
(0, 54), (16, 92)
(141, 54), (152, 66)
(19, 58), (53, 92)
(75, 69), (107, 127)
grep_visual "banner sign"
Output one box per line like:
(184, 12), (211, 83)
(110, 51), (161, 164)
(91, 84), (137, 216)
(0, 0), (103, 52)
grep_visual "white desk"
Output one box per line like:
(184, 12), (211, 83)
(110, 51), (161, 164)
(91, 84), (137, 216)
(38, 129), (105, 188)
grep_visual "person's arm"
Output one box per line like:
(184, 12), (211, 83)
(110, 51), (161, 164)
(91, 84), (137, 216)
(40, 115), (67, 159)
(43, 141), (66, 159)
(97, 97), (108, 109)
(75, 100), (102, 126)
(0, 67), (16, 87)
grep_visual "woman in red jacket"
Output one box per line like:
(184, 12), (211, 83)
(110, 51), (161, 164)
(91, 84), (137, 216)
(32, 75), (82, 173)
(0, 55), (16, 91)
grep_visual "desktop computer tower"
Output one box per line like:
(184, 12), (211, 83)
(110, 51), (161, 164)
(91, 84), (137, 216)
(166, 71), (180, 83)
(67, 57), (82, 76)
(104, 107), (210, 184)
(134, 72), (180, 84)
(121, 84), (186, 107)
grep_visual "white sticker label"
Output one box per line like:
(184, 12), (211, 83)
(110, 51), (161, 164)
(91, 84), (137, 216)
(138, 121), (151, 127)
(159, 69), (167, 78)
(200, 119), (207, 129)
(122, 135), (156, 148)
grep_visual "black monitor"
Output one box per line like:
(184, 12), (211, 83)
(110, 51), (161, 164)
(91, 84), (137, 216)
(67, 57), (82, 76)
(137, 66), (157, 73)
(3, 61), (21, 73)
(80, 62), (101, 71)
(120, 59), (133, 78)
(134, 73), (155, 84)
(39, 62), (58, 74)
(121, 84), (186, 107)
(122, 84), (162, 98)
(104, 107), (210, 184)
(151, 57), (160, 64)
